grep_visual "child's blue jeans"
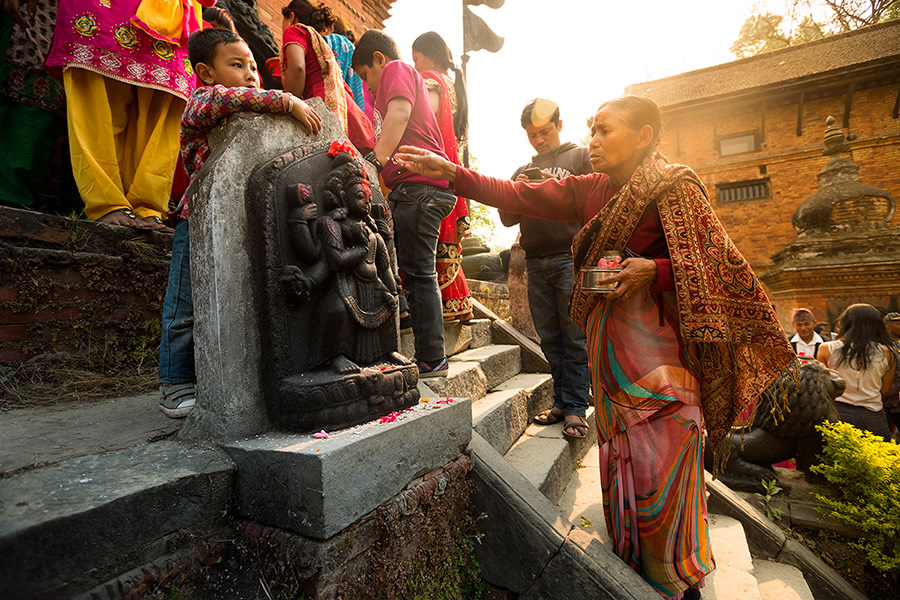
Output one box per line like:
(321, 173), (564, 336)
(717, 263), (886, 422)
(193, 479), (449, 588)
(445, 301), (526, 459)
(159, 219), (195, 384)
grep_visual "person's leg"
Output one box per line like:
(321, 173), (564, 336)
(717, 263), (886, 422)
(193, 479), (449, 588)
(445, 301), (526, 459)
(159, 220), (195, 384)
(124, 86), (182, 228)
(526, 256), (567, 414)
(549, 253), (591, 419)
(389, 183), (454, 366)
(63, 68), (143, 226)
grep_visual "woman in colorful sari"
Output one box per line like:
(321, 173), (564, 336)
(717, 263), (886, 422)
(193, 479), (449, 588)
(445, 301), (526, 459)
(45, 0), (212, 230)
(277, 0), (373, 153)
(395, 95), (796, 599)
(410, 31), (473, 322)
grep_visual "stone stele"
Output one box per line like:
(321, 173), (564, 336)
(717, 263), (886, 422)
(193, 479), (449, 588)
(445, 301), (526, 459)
(181, 100), (418, 441)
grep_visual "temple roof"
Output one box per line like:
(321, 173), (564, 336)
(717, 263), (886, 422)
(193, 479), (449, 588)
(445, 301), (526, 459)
(625, 20), (900, 109)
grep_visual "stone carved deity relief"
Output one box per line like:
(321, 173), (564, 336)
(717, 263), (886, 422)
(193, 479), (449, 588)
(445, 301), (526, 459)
(247, 142), (418, 432)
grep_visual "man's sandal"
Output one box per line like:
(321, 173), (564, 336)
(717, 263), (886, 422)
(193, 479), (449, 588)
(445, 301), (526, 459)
(562, 415), (589, 440)
(533, 407), (565, 426)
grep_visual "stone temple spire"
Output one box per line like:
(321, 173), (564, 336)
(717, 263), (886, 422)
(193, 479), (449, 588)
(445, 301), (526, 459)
(761, 116), (900, 331)
(792, 116), (894, 237)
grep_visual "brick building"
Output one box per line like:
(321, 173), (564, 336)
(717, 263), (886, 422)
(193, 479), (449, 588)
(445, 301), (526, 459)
(625, 20), (900, 277)
(257, 0), (395, 46)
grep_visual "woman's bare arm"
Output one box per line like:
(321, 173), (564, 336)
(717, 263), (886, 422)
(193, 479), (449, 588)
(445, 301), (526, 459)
(282, 44), (307, 99)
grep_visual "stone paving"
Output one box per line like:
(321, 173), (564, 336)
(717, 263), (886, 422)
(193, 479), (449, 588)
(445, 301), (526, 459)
(0, 392), (178, 477)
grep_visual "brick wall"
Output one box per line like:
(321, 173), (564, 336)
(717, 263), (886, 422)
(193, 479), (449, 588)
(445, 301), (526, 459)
(0, 207), (170, 367)
(257, 0), (394, 47)
(658, 83), (900, 275)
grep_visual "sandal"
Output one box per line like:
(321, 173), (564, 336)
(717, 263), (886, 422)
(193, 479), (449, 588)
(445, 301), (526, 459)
(562, 415), (589, 440)
(533, 407), (564, 426)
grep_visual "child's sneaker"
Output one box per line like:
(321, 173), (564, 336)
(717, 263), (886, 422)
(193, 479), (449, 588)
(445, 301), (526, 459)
(417, 356), (449, 378)
(159, 383), (196, 418)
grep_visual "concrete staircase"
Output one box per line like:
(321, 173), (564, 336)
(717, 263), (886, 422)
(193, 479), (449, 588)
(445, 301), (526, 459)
(422, 301), (824, 600)
(554, 423), (818, 600)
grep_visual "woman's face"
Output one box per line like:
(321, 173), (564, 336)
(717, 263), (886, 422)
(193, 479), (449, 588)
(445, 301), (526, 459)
(588, 107), (651, 183)
(412, 50), (437, 73)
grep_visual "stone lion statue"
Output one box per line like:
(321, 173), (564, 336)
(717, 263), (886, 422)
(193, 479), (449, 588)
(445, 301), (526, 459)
(706, 360), (845, 492)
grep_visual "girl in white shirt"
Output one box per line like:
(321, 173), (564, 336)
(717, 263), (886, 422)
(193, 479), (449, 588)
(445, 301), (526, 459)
(817, 304), (896, 441)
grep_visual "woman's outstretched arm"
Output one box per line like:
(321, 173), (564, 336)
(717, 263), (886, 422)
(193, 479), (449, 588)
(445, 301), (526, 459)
(395, 145), (590, 223)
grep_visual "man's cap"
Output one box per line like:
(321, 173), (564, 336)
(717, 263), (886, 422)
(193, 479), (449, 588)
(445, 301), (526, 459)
(884, 312), (900, 321)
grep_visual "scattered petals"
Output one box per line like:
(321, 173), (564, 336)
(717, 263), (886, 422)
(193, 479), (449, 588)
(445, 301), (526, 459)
(580, 517), (592, 528)
(436, 397), (454, 404)
(379, 411), (403, 423)
(313, 430), (329, 439)
(420, 397), (431, 403)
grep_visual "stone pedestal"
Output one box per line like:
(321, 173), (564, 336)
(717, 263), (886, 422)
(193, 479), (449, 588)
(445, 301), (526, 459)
(221, 396), (471, 540)
(181, 102), (415, 441)
(507, 235), (538, 340)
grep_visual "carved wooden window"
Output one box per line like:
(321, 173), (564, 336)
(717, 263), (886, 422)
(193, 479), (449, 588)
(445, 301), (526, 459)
(716, 179), (770, 203)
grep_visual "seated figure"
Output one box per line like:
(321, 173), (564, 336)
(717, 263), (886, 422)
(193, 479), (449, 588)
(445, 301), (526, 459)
(281, 148), (402, 374)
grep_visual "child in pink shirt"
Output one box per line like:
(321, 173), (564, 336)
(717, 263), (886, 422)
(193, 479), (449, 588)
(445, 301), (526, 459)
(352, 30), (455, 378)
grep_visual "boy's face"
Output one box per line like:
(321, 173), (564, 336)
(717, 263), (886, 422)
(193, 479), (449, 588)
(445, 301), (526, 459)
(353, 51), (387, 96)
(197, 41), (259, 88)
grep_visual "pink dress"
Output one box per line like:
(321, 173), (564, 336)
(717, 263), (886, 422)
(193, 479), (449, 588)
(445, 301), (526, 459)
(45, 0), (211, 100)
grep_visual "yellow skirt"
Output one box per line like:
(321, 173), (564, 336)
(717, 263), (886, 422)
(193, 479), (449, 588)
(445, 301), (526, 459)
(64, 67), (184, 221)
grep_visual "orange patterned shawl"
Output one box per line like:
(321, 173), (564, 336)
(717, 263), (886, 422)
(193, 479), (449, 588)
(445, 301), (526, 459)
(570, 151), (798, 464)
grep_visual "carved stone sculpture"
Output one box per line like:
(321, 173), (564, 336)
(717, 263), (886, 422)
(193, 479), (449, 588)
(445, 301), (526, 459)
(706, 360), (845, 492)
(248, 142), (419, 432)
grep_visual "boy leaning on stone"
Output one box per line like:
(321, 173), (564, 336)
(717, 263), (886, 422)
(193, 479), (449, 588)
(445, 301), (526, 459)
(158, 28), (322, 418)
(351, 30), (455, 378)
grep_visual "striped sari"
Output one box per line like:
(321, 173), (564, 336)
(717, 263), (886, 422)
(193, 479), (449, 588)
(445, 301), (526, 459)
(586, 286), (713, 598)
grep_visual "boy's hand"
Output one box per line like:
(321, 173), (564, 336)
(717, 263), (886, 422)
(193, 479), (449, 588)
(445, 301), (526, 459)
(291, 99), (322, 134)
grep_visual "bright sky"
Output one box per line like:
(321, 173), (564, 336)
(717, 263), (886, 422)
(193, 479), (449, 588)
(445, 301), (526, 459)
(383, 0), (788, 245)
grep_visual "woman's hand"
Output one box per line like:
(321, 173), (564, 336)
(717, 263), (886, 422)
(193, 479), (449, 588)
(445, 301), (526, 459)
(291, 98), (321, 134)
(394, 145), (458, 182)
(599, 257), (657, 301)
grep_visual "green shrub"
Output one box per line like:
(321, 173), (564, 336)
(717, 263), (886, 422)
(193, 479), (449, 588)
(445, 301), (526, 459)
(811, 421), (900, 578)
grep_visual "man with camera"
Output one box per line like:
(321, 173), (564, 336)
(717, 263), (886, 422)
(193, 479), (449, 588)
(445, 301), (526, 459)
(499, 98), (593, 439)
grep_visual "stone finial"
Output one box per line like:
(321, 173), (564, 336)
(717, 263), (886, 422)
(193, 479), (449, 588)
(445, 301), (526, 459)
(790, 116), (894, 236)
(822, 116), (848, 156)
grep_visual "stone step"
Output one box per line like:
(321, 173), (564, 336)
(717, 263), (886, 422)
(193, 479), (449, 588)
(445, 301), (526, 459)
(0, 441), (234, 599)
(399, 318), (492, 360)
(473, 372), (554, 455)
(704, 513), (763, 600)
(451, 344), (521, 390)
(752, 559), (815, 600)
(505, 406), (598, 505)
(423, 344), (521, 402)
(556, 436), (608, 543)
